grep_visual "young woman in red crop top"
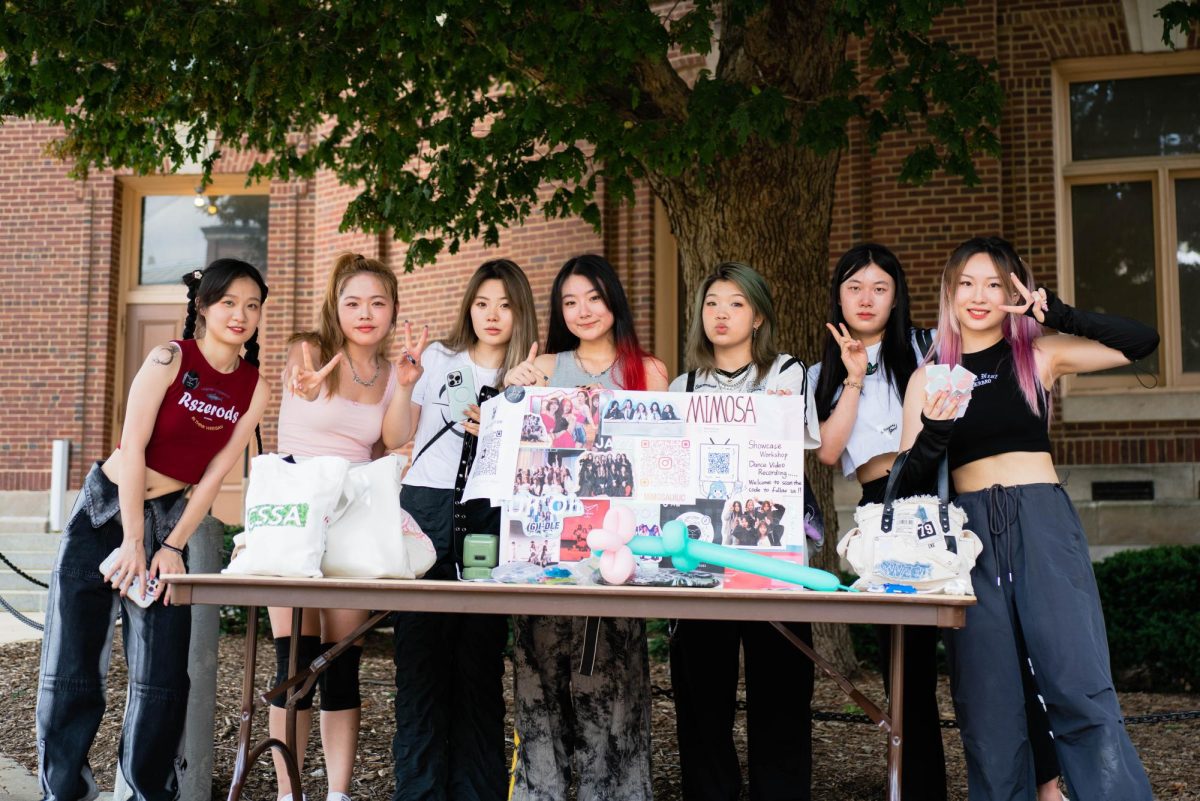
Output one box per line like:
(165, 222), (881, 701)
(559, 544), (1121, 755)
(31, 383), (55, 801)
(898, 237), (1158, 801)
(37, 259), (271, 801)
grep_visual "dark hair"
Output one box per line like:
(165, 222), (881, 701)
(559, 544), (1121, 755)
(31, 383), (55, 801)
(546, 254), (650, 390)
(814, 244), (914, 421)
(182, 258), (269, 451)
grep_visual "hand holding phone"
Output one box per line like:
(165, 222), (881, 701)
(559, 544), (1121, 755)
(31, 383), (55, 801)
(446, 368), (478, 422)
(99, 547), (159, 608)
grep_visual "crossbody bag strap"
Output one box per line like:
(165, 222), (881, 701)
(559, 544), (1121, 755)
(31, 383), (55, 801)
(412, 419), (455, 466)
(686, 370), (696, 392)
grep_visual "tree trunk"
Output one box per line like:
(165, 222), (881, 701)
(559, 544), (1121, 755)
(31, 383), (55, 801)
(646, 139), (859, 674)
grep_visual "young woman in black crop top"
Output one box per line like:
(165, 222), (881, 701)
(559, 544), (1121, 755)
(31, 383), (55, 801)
(899, 237), (1159, 801)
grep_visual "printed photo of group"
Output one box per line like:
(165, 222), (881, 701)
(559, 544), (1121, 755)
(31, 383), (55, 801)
(720, 497), (788, 546)
(599, 391), (687, 438)
(518, 388), (601, 450)
(513, 448), (579, 496)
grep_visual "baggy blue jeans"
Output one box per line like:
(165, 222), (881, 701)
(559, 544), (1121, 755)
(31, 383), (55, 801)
(947, 483), (1152, 801)
(36, 462), (191, 801)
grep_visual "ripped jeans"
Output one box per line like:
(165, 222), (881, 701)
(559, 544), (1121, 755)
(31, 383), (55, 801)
(36, 462), (191, 801)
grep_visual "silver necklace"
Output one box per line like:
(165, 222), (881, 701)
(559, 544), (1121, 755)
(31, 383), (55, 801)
(714, 363), (754, 391)
(574, 350), (614, 379)
(345, 352), (381, 387)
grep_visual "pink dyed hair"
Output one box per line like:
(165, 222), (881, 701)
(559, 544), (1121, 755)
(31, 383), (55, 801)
(927, 237), (1047, 418)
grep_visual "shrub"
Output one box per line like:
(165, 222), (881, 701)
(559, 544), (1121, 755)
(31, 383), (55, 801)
(1094, 545), (1200, 692)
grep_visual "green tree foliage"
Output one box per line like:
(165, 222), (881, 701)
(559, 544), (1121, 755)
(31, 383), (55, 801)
(2, 0), (1007, 269)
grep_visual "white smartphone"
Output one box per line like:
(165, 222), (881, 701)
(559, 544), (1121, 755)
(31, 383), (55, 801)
(99, 547), (159, 608)
(446, 368), (478, 422)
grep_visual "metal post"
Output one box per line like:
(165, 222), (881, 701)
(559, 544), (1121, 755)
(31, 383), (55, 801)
(48, 440), (70, 531)
(113, 515), (223, 801)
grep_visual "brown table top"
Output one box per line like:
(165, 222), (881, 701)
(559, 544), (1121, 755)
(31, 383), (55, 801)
(164, 573), (974, 628)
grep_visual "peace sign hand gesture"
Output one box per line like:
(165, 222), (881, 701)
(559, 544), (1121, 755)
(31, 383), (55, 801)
(394, 321), (430, 387)
(999, 274), (1049, 324)
(503, 342), (548, 388)
(289, 341), (343, 401)
(826, 322), (869, 382)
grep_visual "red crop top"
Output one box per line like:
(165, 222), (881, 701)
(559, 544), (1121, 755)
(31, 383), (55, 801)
(131, 339), (259, 483)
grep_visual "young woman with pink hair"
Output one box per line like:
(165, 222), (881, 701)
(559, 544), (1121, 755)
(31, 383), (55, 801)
(898, 236), (1158, 801)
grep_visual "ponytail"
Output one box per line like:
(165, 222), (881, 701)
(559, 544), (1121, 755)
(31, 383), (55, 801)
(181, 269), (203, 340)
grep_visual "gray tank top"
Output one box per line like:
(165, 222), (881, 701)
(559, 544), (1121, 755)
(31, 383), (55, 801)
(551, 350), (623, 391)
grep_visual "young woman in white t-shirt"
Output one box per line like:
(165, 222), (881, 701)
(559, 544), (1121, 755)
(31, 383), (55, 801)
(383, 258), (539, 801)
(809, 243), (1063, 801)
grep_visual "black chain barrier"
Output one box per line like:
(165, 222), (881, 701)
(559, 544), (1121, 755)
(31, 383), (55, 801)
(651, 684), (1200, 728)
(0, 593), (45, 631)
(0, 549), (49, 631)
(1, 549), (49, 588)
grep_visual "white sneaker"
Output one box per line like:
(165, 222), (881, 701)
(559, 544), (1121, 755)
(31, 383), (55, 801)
(326, 794), (351, 801)
(279, 795), (307, 801)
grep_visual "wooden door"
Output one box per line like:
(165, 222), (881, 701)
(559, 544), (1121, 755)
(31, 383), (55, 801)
(120, 303), (248, 524)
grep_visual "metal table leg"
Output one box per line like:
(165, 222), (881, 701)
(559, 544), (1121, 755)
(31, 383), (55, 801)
(886, 623), (906, 801)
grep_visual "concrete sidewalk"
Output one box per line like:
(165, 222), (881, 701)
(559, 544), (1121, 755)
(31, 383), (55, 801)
(0, 755), (116, 800)
(0, 612), (43, 646)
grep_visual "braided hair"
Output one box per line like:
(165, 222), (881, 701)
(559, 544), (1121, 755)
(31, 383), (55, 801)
(181, 259), (269, 452)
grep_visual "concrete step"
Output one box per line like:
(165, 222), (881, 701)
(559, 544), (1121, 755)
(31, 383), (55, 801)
(0, 589), (49, 613)
(0, 516), (49, 534)
(0, 549), (57, 570)
(0, 531), (61, 551)
(0, 568), (52, 591)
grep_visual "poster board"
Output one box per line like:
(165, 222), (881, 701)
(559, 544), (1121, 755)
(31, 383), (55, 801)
(463, 386), (820, 589)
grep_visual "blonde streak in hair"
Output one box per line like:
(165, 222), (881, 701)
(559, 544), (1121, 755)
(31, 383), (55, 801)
(684, 275), (717, 372)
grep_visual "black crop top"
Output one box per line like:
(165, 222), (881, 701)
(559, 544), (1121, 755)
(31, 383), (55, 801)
(947, 338), (1050, 471)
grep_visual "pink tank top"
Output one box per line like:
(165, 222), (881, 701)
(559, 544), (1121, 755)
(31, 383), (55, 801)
(276, 366), (398, 463)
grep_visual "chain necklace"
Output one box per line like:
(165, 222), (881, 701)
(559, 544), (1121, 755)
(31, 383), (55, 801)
(714, 363), (754, 391)
(574, 350), (614, 379)
(345, 352), (381, 387)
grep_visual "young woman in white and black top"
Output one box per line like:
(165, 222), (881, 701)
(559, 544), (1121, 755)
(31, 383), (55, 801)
(667, 262), (820, 801)
(809, 244), (1063, 801)
(385, 258), (540, 801)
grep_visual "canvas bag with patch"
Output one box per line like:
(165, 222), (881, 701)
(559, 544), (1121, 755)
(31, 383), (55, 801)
(224, 454), (350, 578)
(837, 451), (982, 594)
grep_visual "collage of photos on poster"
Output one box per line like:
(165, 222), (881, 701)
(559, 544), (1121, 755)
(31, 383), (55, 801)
(484, 386), (815, 571)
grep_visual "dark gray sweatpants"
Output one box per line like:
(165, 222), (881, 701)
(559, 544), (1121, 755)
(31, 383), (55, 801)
(947, 483), (1151, 801)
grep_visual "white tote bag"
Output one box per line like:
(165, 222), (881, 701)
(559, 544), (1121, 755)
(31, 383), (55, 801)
(837, 453), (982, 595)
(321, 454), (437, 579)
(225, 454), (350, 578)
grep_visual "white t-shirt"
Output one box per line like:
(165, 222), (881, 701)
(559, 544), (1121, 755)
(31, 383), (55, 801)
(806, 334), (925, 477)
(403, 342), (500, 490)
(667, 353), (821, 448)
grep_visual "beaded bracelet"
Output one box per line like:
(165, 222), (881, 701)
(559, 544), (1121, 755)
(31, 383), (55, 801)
(842, 378), (864, 391)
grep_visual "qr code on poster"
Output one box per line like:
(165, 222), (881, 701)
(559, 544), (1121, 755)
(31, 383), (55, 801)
(473, 430), (503, 478)
(700, 443), (739, 482)
(637, 438), (691, 496)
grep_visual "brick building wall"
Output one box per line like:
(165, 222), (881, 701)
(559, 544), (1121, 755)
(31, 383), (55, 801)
(829, 0), (1200, 468)
(1, 0), (1197, 493)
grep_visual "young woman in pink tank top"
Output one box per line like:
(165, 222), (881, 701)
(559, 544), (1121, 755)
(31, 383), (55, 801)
(267, 253), (428, 801)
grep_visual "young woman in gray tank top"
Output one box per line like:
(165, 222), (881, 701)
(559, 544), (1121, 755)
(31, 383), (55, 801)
(504, 254), (667, 801)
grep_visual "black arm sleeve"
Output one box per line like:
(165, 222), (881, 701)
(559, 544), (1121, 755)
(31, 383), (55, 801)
(1031, 289), (1160, 362)
(891, 414), (954, 498)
